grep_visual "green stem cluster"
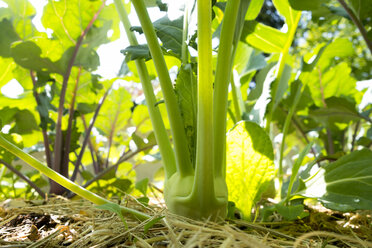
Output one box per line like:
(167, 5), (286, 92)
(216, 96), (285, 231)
(122, 0), (242, 220)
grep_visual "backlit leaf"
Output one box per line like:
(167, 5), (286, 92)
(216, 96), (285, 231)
(226, 121), (275, 219)
(242, 21), (287, 53)
(175, 64), (197, 164)
(0, 19), (19, 58)
(301, 149), (372, 211)
(11, 41), (62, 74)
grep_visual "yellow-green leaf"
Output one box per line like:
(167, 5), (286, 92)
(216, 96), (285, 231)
(226, 121), (275, 219)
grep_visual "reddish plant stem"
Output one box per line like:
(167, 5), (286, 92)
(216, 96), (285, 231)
(0, 159), (45, 199)
(62, 67), (82, 178)
(104, 101), (121, 168)
(81, 115), (99, 174)
(52, 0), (106, 191)
(337, 0), (372, 55)
(30, 71), (53, 169)
(70, 86), (111, 182)
(67, 144), (154, 198)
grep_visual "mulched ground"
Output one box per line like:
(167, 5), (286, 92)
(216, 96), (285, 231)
(0, 197), (371, 247)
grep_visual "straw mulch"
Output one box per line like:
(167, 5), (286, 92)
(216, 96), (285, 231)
(0, 197), (371, 247)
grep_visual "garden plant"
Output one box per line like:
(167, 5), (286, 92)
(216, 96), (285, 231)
(0, 0), (372, 245)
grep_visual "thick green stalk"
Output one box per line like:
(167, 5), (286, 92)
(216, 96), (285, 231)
(266, 11), (302, 130)
(0, 134), (149, 220)
(181, 1), (189, 64)
(213, 0), (241, 178)
(114, 0), (176, 178)
(131, 0), (192, 177)
(193, 0), (215, 203)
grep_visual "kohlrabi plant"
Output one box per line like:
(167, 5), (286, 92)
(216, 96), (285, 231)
(0, 0), (276, 221)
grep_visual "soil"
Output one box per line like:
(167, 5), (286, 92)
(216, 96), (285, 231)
(0, 197), (371, 247)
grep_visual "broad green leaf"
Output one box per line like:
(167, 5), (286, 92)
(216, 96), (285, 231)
(9, 109), (38, 134)
(175, 64), (197, 164)
(0, 58), (15, 86)
(275, 203), (308, 221)
(306, 62), (358, 107)
(132, 132), (146, 149)
(121, 45), (151, 61)
(309, 96), (363, 131)
(0, 19), (19, 58)
(242, 21), (287, 53)
(132, 105), (153, 135)
(42, 0), (102, 47)
(131, 15), (183, 57)
(226, 121), (275, 219)
(77, 102), (97, 115)
(288, 0), (323, 10)
(0, 91), (37, 111)
(272, 0), (300, 28)
(58, 46), (100, 72)
(349, 0), (372, 20)
(0, 8), (11, 21)
(135, 178), (149, 196)
(111, 178), (132, 192)
(126, 55), (181, 82)
(245, 0), (264, 20)
(95, 87), (133, 144)
(11, 41), (63, 74)
(3, 0), (38, 39)
(116, 162), (136, 179)
(301, 149), (372, 211)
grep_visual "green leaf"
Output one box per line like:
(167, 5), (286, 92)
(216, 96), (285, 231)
(11, 41), (62, 74)
(226, 121), (275, 219)
(95, 88), (132, 141)
(175, 64), (197, 164)
(135, 178), (149, 196)
(0, 19), (19, 58)
(348, 0), (372, 20)
(121, 44), (151, 61)
(245, 0), (265, 20)
(242, 21), (287, 53)
(3, 0), (38, 39)
(58, 46), (100, 72)
(301, 149), (372, 211)
(306, 62), (358, 107)
(144, 216), (164, 234)
(309, 96), (362, 131)
(288, 0), (323, 10)
(131, 15), (183, 57)
(272, 0), (301, 28)
(77, 102), (97, 115)
(96, 203), (128, 228)
(132, 132), (146, 149)
(111, 178), (132, 192)
(0, 58), (15, 86)
(42, 0), (103, 47)
(0, 8), (12, 21)
(275, 203), (309, 221)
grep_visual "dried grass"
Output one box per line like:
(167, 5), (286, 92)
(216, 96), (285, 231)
(0, 197), (371, 248)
